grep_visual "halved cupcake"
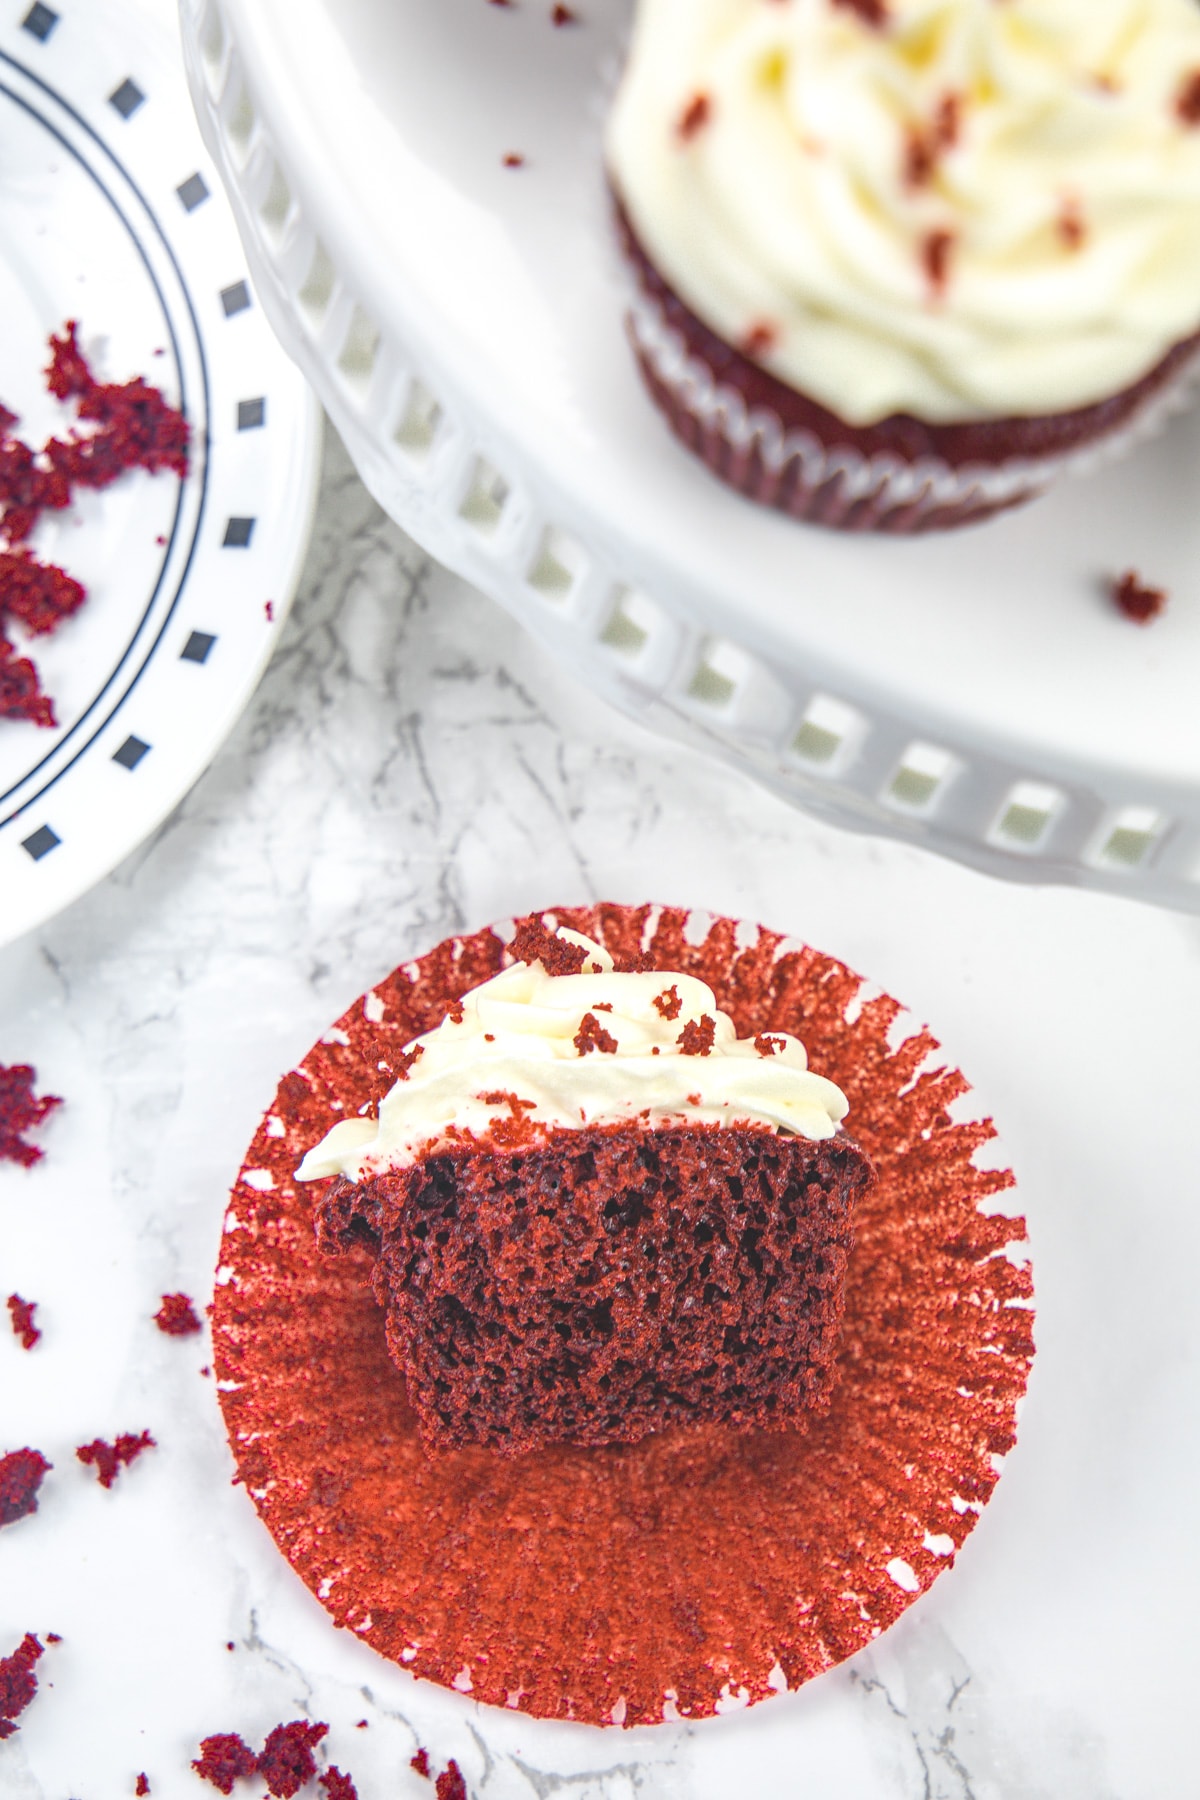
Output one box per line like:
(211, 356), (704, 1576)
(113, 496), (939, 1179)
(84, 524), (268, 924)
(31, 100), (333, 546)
(215, 903), (1033, 1723)
(297, 916), (873, 1455)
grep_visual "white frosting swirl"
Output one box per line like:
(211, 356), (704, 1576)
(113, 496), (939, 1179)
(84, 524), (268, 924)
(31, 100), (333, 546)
(296, 930), (848, 1182)
(607, 0), (1200, 423)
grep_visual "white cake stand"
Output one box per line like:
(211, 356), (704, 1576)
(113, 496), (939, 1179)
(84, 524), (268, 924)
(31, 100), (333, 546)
(180, 0), (1200, 912)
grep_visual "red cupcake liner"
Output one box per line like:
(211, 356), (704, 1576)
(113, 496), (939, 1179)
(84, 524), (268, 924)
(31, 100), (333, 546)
(619, 207), (1200, 535)
(213, 904), (1034, 1726)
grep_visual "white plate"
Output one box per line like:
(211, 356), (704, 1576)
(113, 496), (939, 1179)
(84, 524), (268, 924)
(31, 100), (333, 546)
(182, 0), (1200, 913)
(0, 0), (321, 950)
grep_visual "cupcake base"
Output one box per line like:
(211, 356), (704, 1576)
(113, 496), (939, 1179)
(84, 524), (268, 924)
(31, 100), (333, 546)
(214, 904), (1034, 1725)
(619, 207), (1200, 534)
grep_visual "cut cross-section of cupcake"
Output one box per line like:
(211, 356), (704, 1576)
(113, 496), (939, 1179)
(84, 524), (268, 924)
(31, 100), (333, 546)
(606, 0), (1200, 532)
(298, 920), (873, 1454)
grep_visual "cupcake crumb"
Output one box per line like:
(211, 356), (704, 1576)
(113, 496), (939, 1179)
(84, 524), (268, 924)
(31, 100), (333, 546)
(921, 228), (955, 294)
(0, 1063), (61, 1167)
(258, 1720), (329, 1797)
(1113, 569), (1167, 624)
(832, 0), (888, 26)
(678, 1015), (716, 1056)
(0, 1448), (52, 1527)
(436, 1765), (468, 1800)
(1176, 69), (1200, 126)
(574, 1013), (618, 1056)
(192, 1733), (257, 1793)
(320, 1772), (357, 1800)
(154, 1293), (202, 1337)
(0, 1633), (45, 1741)
(511, 916), (587, 975)
(76, 1430), (155, 1489)
(677, 93), (711, 141)
(7, 1294), (40, 1350)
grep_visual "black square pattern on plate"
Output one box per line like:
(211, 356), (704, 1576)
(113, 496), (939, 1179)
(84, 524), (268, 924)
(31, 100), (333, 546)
(181, 631), (216, 665)
(223, 517), (255, 549)
(112, 735), (150, 770)
(109, 77), (145, 119)
(21, 4), (59, 41)
(22, 825), (60, 861)
(237, 398), (266, 431)
(220, 281), (251, 317)
(177, 172), (210, 213)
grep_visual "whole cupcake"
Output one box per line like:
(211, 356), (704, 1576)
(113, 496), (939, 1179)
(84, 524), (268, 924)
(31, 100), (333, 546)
(606, 0), (1200, 532)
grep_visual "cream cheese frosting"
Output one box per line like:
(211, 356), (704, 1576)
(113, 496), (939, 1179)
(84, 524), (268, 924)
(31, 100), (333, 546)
(296, 929), (849, 1182)
(606, 0), (1200, 424)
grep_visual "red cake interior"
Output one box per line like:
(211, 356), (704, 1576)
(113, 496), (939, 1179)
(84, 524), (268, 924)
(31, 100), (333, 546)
(316, 1124), (872, 1454)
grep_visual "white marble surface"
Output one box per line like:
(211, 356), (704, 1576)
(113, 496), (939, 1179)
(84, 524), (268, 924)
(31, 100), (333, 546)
(2, 428), (1199, 1799)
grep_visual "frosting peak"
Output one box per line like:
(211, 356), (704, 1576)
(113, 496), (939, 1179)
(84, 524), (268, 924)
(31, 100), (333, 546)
(296, 930), (849, 1181)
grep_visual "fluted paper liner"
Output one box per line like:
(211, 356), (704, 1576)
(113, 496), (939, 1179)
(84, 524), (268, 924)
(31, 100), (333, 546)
(214, 904), (1034, 1725)
(627, 277), (1200, 534)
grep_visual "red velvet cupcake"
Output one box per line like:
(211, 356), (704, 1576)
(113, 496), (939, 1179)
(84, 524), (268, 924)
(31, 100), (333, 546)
(214, 904), (1034, 1724)
(606, 0), (1200, 533)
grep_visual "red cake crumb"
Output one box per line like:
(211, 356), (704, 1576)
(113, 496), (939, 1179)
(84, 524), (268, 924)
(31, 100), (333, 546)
(7, 1293), (40, 1350)
(0, 639), (56, 726)
(0, 1063), (61, 1166)
(740, 321), (778, 359)
(154, 1293), (202, 1337)
(257, 1721), (329, 1799)
(903, 93), (960, 189)
(1113, 568), (1167, 624)
(510, 916), (587, 975)
(319, 1771), (357, 1800)
(1, 322), (189, 730)
(754, 1033), (784, 1056)
(573, 1012), (618, 1055)
(551, 4), (577, 21)
(1177, 69), (1200, 126)
(502, 152), (525, 168)
(436, 1764), (467, 1800)
(411, 1749), (431, 1778)
(652, 985), (681, 1020)
(832, 0), (887, 24)
(0, 1633), (44, 1740)
(922, 227), (954, 294)
(135, 1776), (150, 1796)
(192, 1733), (258, 1793)
(0, 549), (86, 635)
(76, 1429), (155, 1489)
(677, 92), (711, 140)
(903, 124), (935, 188)
(1058, 194), (1086, 250)
(678, 1014), (715, 1055)
(0, 1448), (51, 1526)
(44, 323), (189, 483)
